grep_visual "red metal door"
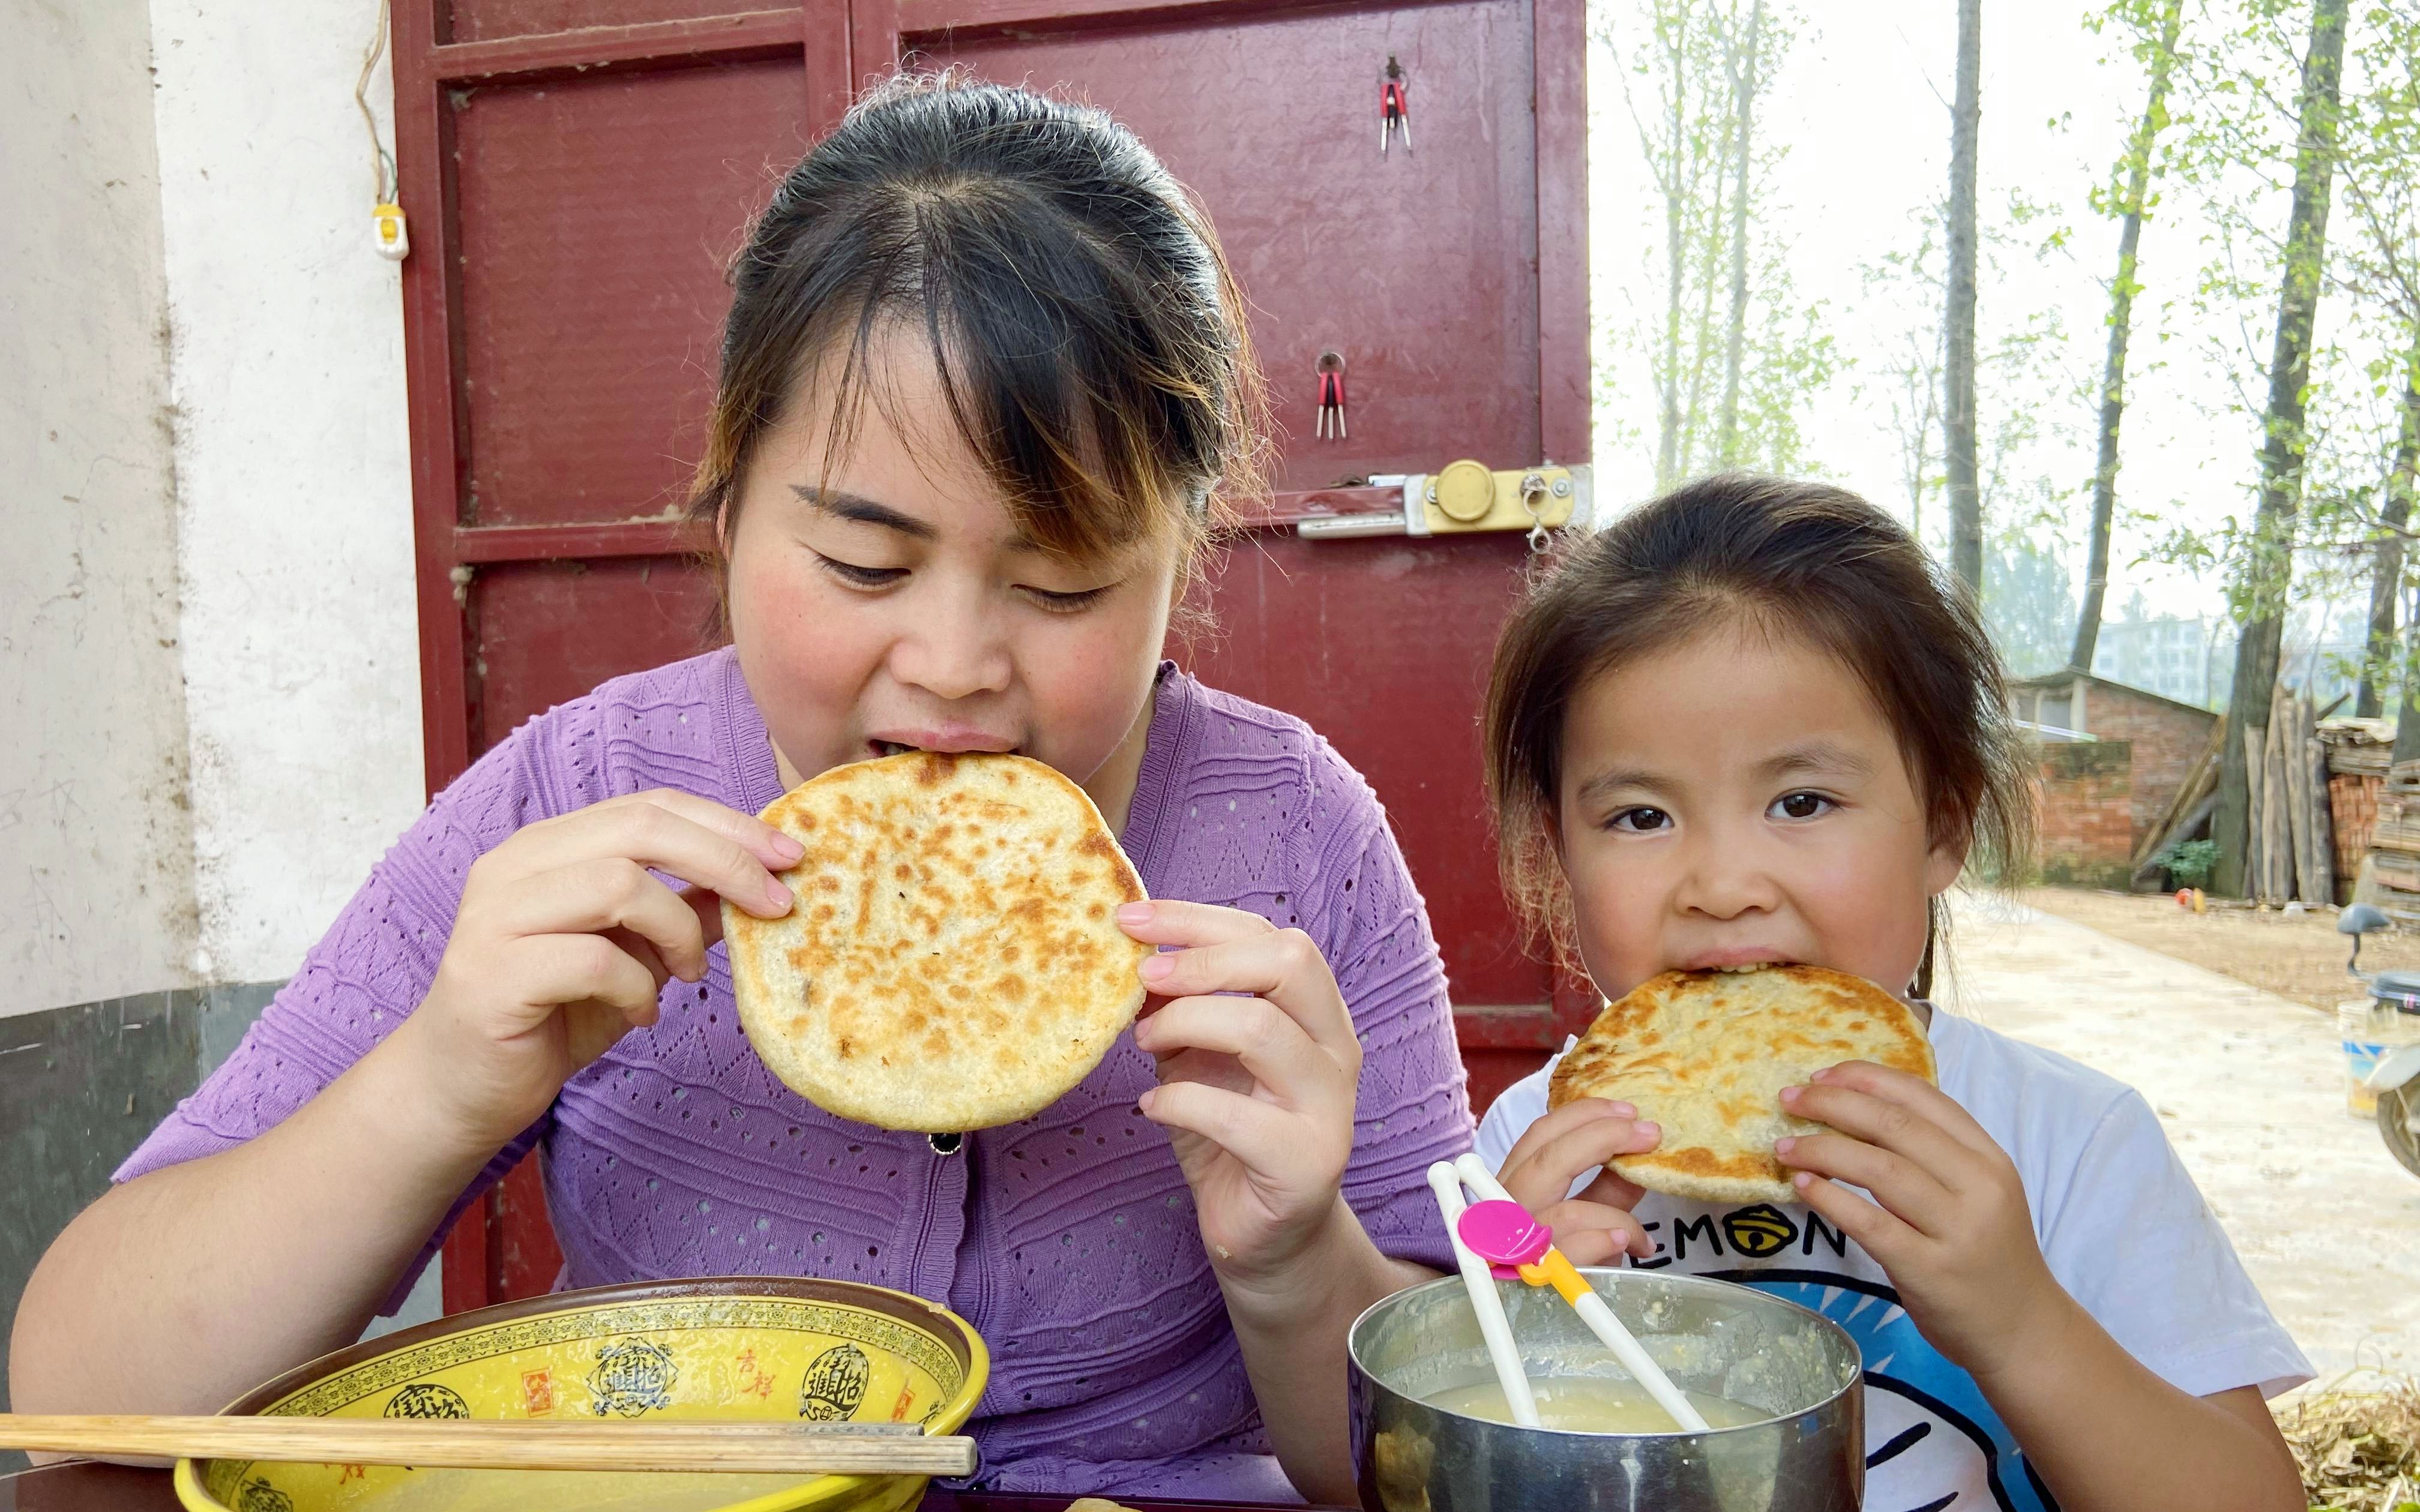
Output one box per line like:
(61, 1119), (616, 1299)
(391, 0), (1586, 1313)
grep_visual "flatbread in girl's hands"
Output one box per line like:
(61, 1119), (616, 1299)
(724, 752), (1152, 1133)
(1547, 964), (1934, 1205)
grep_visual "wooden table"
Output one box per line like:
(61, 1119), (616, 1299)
(0, 1462), (1333, 1511)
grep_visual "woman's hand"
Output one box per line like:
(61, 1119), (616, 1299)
(1116, 900), (1364, 1285)
(397, 789), (804, 1152)
(1774, 1060), (2069, 1376)
(1494, 1099), (1662, 1264)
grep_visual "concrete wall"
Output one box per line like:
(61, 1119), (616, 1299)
(2, 0), (198, 1014)
(149, 1), (426, 983)
(1, 0), (435, 1436)
(3, 2), (422, 1002)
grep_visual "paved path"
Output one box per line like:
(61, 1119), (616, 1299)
(1936, 893), (2418, 1378)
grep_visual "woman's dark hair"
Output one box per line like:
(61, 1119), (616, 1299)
(688, 73), (1264, 578)
(1481, 473), (2035, 997)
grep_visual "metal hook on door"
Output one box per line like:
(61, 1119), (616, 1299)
(1519, 471), (1552, 552)
(1316, 351), (1349, 440)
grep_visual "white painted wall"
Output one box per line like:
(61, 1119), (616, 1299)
(1, 0), (199, 1015)
(148, 2), (424, 984)
(2, 2), (426, 1014)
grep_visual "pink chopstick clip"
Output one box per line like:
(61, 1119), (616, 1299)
(1457, 1198), (1554, 1281)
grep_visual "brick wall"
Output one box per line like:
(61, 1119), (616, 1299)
(2080, 686), (2217, 849)
(2036, 740), (2135, 888)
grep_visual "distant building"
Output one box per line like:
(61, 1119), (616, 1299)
(2089, 616), (2232, 710)
(2009, 670), (2223, 887)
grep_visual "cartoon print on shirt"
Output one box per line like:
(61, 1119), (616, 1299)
(1733, 1273), (2059, 1512)
(1634, 1201), (2059, 1512)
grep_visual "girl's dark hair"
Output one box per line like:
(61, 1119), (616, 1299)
(1481, 473), (2035, 997)
(688, 73), (1264, 576)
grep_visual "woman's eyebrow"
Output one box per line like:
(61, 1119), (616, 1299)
(1756, 740), (1874, 781)
(789, 482), (1058, 553)
(790, 484), (936, 541)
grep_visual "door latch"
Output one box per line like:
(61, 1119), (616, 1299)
(1298, 461), (1590, 545)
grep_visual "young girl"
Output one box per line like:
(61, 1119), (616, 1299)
(11, 77), (1469, 1502)
(1473, 476), (2308, 1511)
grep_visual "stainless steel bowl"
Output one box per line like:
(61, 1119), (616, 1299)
(1348, 1270), (1863, 1511)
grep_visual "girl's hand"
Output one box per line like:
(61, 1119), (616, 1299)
(399, 789), (803, 1152)
(1774, 1061), (2069, 1377)
(1494, 1100), (1661, 1264)
(1116, 901), (1364, 1287)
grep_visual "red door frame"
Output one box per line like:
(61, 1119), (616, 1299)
(390, 0), (1585, 1314)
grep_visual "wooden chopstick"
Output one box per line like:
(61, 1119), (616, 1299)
(0, 1414), (976, 1475)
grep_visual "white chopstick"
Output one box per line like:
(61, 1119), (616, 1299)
(1452, 1153), (1710, 1433)
(1426, 1160), (1541, 1427)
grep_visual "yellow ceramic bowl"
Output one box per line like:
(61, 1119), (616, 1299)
(172, 1277), (988, 1512)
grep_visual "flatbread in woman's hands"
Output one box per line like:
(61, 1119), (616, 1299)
(1547, 964), (1934, 1205)
(725, 752), (1152, 1133)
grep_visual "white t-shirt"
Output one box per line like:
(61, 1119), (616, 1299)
(1473, 1009), (2309, 1512)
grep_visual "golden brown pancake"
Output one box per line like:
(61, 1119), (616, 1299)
(724, 752), (1152, 1132)
(1547, 964), (1934, 1205)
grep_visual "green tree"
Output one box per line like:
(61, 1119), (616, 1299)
(2073, 0), (2190, 674)
(1861, 199), (2081, 564)
(1988, 539), (2084, 677)
(2176, 0), (2354, 897)
(1610, 0), (1834, 487)
(2330, 2), (2420, 718)
(1945, 0), (1985, 598)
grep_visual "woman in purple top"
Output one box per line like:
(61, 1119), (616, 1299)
(12, 76), (1471, 1501)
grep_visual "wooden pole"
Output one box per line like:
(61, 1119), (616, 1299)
(0, 1415), (976, 1475)
(2263, 684), (2293, 903)
(2309, 731), (2337, 903)
(2287, 686), (2321, 902)
(2245, 721), (2268, 899)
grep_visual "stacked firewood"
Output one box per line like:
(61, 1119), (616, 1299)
(2322, 716), (2418, 921)
(2377, 765), (2420, 922)
(2243, 682), (2335, 906)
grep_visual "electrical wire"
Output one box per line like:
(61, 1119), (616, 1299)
(356, 0), (396, 204)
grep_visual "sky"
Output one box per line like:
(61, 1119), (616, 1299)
(1580, 0), (2385, 633)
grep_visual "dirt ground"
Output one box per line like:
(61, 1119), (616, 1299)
(1940, 893), (2420, 1378)
(2020, 887), (2420, 1013)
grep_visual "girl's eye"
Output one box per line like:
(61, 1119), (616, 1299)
(1771, 791), (1834, 821)
(816, 555), (905, 589)
(1022, 584), (1111, 614)
(1609, 806), (1672, 833)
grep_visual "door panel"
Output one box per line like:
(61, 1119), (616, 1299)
(929, 0), (1544, 493)
(455, 62), (810, 527)
(468, 559), (724, 751)
(444, 0), (754, 44)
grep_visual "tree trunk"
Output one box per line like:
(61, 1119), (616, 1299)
(1656, 28), (1687, 492)
(2072, 0), (2184, 674)
(2212, 0), (2350, 897)
(1944, 0), (1984, 598)
(1716, 0), (1764, 467)
(2356, 339), (2416, 718)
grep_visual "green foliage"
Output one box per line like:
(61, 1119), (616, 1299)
(1602, 0), (1835, 486)
(1859, 200), (2086, 556)
(1986, 538), (2083, 676)
(2160, 838), (2221, 886)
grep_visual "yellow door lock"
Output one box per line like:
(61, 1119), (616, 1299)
(1299, 461), (1591, 547)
